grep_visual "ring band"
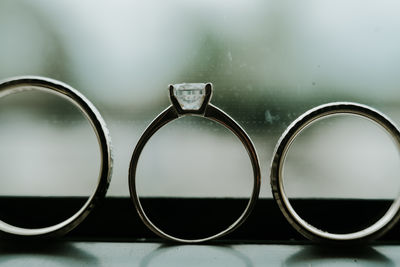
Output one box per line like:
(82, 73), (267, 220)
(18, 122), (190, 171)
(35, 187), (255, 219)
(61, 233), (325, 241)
(270, 102), (400, 243)
(129, 83), (261, 243)
(0, 76), (112, 238)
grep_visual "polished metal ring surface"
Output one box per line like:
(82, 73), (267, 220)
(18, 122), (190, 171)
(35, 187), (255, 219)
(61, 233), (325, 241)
(0, 76), (112, 238)
(270, 102), (400, 243)
(129, 83), (261, 243)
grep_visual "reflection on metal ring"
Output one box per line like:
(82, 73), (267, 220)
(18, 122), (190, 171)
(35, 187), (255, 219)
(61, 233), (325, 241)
(270, 102), (400, 243)
(0, 76), (113, 238)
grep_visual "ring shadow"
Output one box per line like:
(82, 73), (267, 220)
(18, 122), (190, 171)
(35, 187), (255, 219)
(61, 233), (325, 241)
(0, 240), (99, 265)
(283, 245), (394, 267)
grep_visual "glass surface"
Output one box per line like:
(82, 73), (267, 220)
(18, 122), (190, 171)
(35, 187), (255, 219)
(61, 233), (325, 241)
(0, 0), (400, 206)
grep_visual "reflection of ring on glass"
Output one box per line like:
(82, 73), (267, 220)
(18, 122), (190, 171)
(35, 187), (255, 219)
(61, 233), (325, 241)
(129, 83), (261, 243)
(0, 76), (112, 238)
(140, 244), (253, 267)
(270, 102), (400, 243)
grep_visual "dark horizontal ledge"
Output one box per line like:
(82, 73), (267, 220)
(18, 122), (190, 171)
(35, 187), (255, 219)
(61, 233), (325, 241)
(0, 197), (398, 243)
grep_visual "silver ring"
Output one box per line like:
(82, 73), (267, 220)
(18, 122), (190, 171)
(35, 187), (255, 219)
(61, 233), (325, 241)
(0, 76), (112, 238)
(129, 83), (261, 243)
(270, 102), (400, 243)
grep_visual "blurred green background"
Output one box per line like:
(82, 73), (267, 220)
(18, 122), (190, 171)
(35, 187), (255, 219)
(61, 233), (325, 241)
(0, 0), (400, 202)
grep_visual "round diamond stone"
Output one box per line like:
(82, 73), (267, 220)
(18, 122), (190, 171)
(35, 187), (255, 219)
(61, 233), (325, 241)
(172, 83), (206, 110)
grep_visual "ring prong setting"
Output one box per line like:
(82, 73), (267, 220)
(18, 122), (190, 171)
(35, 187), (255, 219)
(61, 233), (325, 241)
(169, 83), (212, 113)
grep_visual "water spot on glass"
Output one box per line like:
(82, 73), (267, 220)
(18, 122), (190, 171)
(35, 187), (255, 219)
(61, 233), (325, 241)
(227, 51), (233, 62)
(265, 110), (279, 124)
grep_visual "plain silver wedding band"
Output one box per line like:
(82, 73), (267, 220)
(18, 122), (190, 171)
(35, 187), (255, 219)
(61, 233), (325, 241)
(0, 76), (112, 238)
(270, 102), (400, 243)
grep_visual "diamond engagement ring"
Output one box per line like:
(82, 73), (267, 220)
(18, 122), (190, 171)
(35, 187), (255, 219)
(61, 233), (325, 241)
(0, 76), (112, 238)
(129, 83), (261, 243)
(270, 102), (400, 243)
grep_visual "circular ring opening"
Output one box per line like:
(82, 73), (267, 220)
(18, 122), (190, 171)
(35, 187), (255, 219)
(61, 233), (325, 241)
(0, 76), (112, 237)
(130, 105), (260, 243)
(270, 102), (400, 242)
